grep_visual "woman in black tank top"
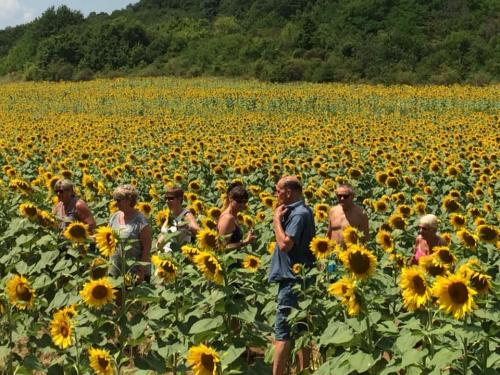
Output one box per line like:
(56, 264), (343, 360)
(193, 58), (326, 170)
(217, 182), (256, 250)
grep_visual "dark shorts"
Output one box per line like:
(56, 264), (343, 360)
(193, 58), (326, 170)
(275, 279), (308, 341)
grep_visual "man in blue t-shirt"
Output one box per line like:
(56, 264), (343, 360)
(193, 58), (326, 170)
(269, 175), (315, 375)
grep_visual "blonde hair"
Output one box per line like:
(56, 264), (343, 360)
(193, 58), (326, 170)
(113, 184), (138, 206)
(54, 178), (74, 192)
(419, 214), (438, 230)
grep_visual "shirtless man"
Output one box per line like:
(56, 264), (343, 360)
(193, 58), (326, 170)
(327, 184), (369, 246)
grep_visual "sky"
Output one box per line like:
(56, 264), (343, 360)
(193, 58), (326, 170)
(0, 0), (140, 29)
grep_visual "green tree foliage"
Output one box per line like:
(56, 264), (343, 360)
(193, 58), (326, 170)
(0, 0), (498, 83)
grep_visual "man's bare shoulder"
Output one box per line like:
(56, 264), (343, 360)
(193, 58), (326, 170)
(75, 199), (89, 209)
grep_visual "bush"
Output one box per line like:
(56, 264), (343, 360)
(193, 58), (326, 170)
(73, 68), (94, 81)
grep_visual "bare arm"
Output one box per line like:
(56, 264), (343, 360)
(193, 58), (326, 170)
(326, 207), (334, 239)
(185, 212), (200, 235)
(360, 211), (369, 243)
(76, 200), (96, 234)
(218, 213), (254, 250)
(273, 205), (294, 252)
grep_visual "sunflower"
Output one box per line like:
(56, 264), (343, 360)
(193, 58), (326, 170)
(476, 224), (498, 244)
(442, 196), (462, 213)
(186, 344), (220, 375)
(315, 210), (329, 222)
(152, 255), (177, 282)
(37, 210), (58, 228)
(457, 262), (492, 295)
(431, 246), (456, 267)
(256, 211), (267, 222)
(242, 215), (255, 228)
(386, 176), (399, 189)
(136, 202), (152, 217)
(196, 228), (222, 251)
(181, 245), (199, 261)
(339, 244), (377, 280)
(95, 226), (118, 257)
(80, 278), (116, 309)
(206, 207), (222, 221)
(400, 267), (432, 311)
(88, 347), (114, 375)
(309, 237), (335, 260)
(50, 314), (73, 349)
(193, 251), (223, 285)
(53, 305), (78, 320)
(242, 255), (261, 272)
(441, 232), (452, 245)
(64, 222), (89, 244)
(373, 199), (388, 213)
(389, 253), (406, 268)
(189, 179), (201, 191)
(473, 217), (486, 227)
(388, 214), (406, 230)
(328, 277), (360, 316)
(268, 241), (277, 255)
(449, 213), (466, 229)
(375, 171), (388, 184)
(5, 275), (34, 310)
(90, 258), (108, 279)
(419, 255), (448, 277)
(19, 202), (38, 219)
(433, 274), (476, 319)
(155, 208), (170, 227)
(396, 205), (413, 218)
(343, 226), (363, 246)
(376, 230), (394, 252)
(108, 200), (118, 214)
(201, 217), (218, 230)
(292, 263), (302, 275)
(457, 229), (478, 250)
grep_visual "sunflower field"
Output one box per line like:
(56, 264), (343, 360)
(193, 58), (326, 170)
(0, 78), (499, 375)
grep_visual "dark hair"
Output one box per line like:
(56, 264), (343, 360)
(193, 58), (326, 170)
(283, 179), (302, 193)
(166, 186), (184, 200)
(227, 182), (249, 201)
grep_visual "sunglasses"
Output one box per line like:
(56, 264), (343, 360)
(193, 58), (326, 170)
(165, 196), (177, 201)
(418, 226), (430, 231)
(337, 194), (351, 199)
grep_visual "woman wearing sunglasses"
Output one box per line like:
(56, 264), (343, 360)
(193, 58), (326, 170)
(217, 182), (256, 250)
(157, 186), (200, 252)
(53, 178), (96, 234)
(410, 214), (446, 265)
(109, 184), (152, 283)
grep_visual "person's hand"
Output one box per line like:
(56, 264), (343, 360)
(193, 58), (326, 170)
(135, 267), (145, 283)
(273, 204), (288, 223)
(244, 230), (256, 245)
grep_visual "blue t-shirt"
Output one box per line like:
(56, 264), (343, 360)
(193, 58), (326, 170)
(268, 200), (316, 282)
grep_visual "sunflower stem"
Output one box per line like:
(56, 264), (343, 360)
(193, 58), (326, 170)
(221, 264), (233, 342)
(364, 314), (374, 353)
(6, 302), (14, 375)
(481, 337), (488, 372)
(462, 336), (469, 375)
(73, 325), (81, 374)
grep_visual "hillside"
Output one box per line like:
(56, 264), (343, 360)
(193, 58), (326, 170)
(0, 0), (498, 84)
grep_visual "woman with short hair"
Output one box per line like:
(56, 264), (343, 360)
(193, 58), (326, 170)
(109, 184), (152, 282)
(410, 214), (447, 265)
(53, 178), (96, 234)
